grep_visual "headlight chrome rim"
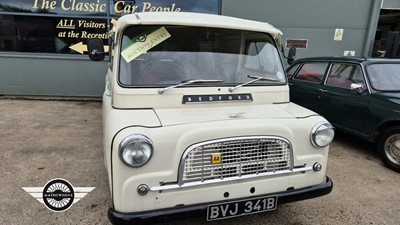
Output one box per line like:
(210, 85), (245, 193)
(119, 134), (153, 168)
(311, 122), (335, 148)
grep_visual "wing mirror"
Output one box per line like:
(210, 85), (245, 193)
(287, 46), (297, 65)
(281, 45), (297, 65)
(87, 38), (106, 61)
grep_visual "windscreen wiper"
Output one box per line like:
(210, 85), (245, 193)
(228, 75), (280, 93)
(158, 79), (223, 94)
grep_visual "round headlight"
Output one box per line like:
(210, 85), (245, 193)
(119, 134), (153, 167)
(311, 122), (335, 148)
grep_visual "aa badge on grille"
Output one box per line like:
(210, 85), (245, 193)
(211, 153), (222, 164)
(22, 178), (95, 212)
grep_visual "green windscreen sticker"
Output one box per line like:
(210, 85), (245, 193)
(121, 27), (171, 63)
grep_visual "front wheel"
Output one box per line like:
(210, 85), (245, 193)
(377, 127), (400, 172)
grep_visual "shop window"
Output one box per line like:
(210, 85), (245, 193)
(0, 0), (107, 16)
(0, 0), (221, 55)
(110, 0), (220, 16)
(0, 15), (107, 54)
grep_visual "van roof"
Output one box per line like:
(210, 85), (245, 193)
(116, 12), (282, 37)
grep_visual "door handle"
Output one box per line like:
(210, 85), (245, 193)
(318, 89), (327, 93)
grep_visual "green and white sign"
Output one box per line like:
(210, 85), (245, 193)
(121, 27), (171, 62)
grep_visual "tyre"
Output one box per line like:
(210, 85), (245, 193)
(377, 127), (400, 172)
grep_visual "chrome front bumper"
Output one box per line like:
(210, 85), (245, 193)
(108, 177), (333, 225)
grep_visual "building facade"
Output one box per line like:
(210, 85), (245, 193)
(0, 0), (399, 97)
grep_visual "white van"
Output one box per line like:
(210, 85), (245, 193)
(88, 12), (334, 224)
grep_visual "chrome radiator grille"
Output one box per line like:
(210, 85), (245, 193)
(179, 136), (293, 184)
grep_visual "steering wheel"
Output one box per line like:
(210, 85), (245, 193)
(135, 61), (187, 84)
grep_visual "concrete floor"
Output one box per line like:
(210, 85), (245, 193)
(0, 99), (399, 225)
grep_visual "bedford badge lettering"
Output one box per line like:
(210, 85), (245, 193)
(182, 94), (253, 104)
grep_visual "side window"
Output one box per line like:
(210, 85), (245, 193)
(326, 64), (365, 89)
(293, 63), (328, 83)
(241, 39), (286, 82)
(244, 41), (281, 74)
(287, 63), (301, 79)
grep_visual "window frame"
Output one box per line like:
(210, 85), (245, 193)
(117, 25), (286, 88)
(324, 63), (366, 90)
(292, 62), (329, 84)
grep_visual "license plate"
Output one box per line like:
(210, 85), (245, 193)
(206, 195), (278, 221)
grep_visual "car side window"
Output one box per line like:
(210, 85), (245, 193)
(293, 63), (328, 83)
(287, 63), (301, 79)
(326, 64), (365, 89)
